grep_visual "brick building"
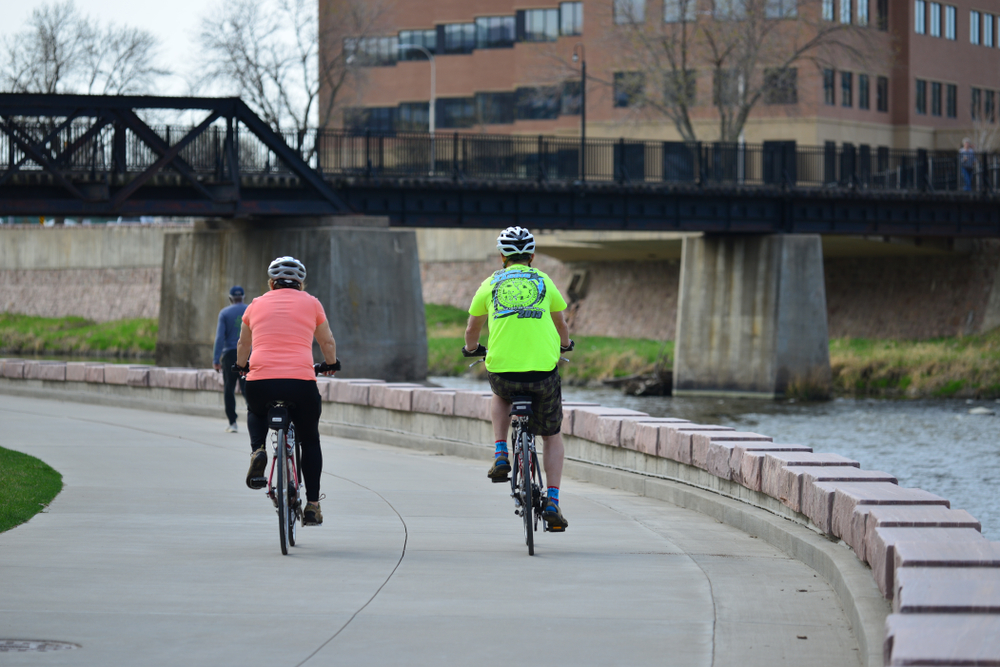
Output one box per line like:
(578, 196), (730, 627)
(323, 0), (998, 150)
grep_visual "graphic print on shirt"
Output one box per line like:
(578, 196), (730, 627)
(490, 269), (546, 320)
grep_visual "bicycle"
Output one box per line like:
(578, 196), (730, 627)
(234, 360), (340, 555)
(463, 344), (572, 556)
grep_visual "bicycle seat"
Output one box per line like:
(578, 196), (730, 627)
(509, 396), (533, 417)
(266, 404), (292, 431)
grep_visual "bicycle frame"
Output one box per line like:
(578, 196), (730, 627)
(508, 397), (544, 555)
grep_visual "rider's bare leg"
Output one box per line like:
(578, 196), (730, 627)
(491, 394), (512, 442)
(540, 433), (564, 489)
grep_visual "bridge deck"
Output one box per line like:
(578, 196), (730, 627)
(0, 395), (859, 666)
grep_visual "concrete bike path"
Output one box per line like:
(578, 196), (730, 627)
(0, 395), (860, 667)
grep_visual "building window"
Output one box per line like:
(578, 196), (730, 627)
(524, 9), (559, 41)
(560, 2), (584, 35)
(614, 0), (646, 23)
(915, 79), (927, 114)
(823, 68), (836, 105)
(986, 90), (996, 122)
(714, 0), (747, 20)
(666, 70), (698, 105)
(443, 24), (476, 53)
(841, 71), (853, 106)
(397, 102), (429, 132)
(765, 0), (797, 18)
(516, 86), (560, 119)
(931, 81), (942, 115)
(823, 0), (834, 20)
(561, 80), (582, 115)
(971, 11), (981, 43)
(398, 30), (436, 60)
(877, 0), (888, 29)
(475, 17), (515, 48)
(841, 0), (852, 23)
(764, 67), (797, 104)
(946, 83), (957, 117)
(474, 92), (515, 124)
(928, 2), (939, 35)
(985, 14), (995, 46)
(945, 5), (956, 38)
(857, 0), (868, 25)
(859, 73), (870, 109)
(614, 72), (646, 107)
(344, 37), (399, 67)
(972, 87), (982, 119)
(436, 97), (476, 128)
(344, 107), (397, 132)
(877, 75), (889, 111)
(665, 0), (697, 22)
(915, 0), (926, 33)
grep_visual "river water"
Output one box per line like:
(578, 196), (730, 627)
(430, 376), (1000, 540)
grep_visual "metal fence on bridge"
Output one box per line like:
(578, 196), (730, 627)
(3, 121), (998, 193)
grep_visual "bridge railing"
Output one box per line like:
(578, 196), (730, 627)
(4, 119), (999, 193)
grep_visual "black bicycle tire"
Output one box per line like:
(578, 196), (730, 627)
(277, 429), (289, 555)
(521, 428), (534, 556)
(288, 435), (299, 547)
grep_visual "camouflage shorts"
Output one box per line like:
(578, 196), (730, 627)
(487, 370), (563, 437)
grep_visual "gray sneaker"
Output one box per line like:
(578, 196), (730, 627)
(542, 499), (568, 532)
(225, 422), (238, 433)
(303, 502), (323, 526)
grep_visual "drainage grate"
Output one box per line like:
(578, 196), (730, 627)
(0, 640), (81, 653)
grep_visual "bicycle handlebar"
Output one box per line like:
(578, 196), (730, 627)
(462, 344), (487, 358)
(314, 359), (341, 375)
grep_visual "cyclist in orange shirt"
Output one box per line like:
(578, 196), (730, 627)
(235, 257), (339, 526)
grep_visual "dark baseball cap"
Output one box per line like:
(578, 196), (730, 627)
(229, 286), (245, 297)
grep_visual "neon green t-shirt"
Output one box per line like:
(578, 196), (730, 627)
(469, 264), (568, 373)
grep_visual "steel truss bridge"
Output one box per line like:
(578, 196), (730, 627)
(1, 94), (999, 236)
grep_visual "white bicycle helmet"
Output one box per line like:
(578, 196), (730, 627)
(268, 256), (306, 283)
(496, 226), (536, 256)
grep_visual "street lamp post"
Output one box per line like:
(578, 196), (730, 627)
(396, 43), (436, 175)
(572, 44), (586, 182)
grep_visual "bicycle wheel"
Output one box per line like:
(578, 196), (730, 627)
(521, 429), (534, 556)
(276, 429), (289, 555)
(288, 437), (300, 547)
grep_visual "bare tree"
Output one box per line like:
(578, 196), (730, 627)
(602, 0), (890, 142)
(197, 0), (389, 155)
(2, 0), (168, 95)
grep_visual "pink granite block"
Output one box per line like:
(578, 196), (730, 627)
(329, 380), (381, 406)
(620, 418), (690, 453)
(26, 361), (66, 381)
(894, 538), (1000, 570)
(313, 377), (335, 401)
(731, 444), (813, 491)
(766, 466), (895, 514)
(125, 366), (150, 387)
(569, 407), (649, 441)
(411, 388), (456, 416)
(762, 452), (860, 511)
(894, 567), (1000, 614)
(197, 369), (224, 392)
(2, 359), (25, 379)
(869, 527), (988, 598)
(164, 368), (199, 390)
(65, 362), (90, 382)
(690, 432), (771, 474)
(368, 383), (425, 411)
(885, 614), (1000, 666)
(659, 424), (736, 464)
(103, 364), (131, 385)
(84, 364), (105, 383)
(21, 360), (40, 378)
(802, 481), (950, 537)
(851, 506), (981, 563)
(453, 391), (493, 421)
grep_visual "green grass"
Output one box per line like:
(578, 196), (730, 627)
(0, 314), (157, 357)
(0, 447), (63, 533)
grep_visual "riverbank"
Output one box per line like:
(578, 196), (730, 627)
(4, 309), (998, 399)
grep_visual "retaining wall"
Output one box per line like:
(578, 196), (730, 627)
(3, 360), (997, 666)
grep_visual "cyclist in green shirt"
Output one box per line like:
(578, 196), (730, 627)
(464, 227), (574, 531)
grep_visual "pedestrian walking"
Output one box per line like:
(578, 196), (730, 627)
(213, 285), (248, 432)
(960, 138), (975, 191)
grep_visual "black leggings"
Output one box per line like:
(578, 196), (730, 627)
(244, 379), (323, 502)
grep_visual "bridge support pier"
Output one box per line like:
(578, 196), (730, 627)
(673, 234), (831, 398)
(155, 219), (428, 382)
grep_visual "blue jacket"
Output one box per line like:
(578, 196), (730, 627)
(213, 302), (248, 364)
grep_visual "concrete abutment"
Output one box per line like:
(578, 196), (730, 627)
(156, 220), (428, 381)
(674, 234), (831, 398)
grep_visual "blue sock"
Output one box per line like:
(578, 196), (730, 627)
(494, 440), (508, 457)
(547, 487), (559, 505)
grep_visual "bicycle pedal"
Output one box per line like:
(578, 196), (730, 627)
(545, 525), (566, 533)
